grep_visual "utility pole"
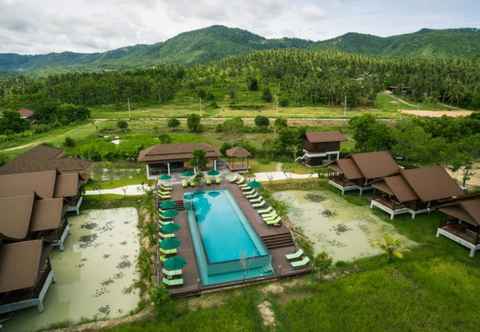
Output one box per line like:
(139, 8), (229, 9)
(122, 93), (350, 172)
(344, 95), (347, 117)
(127, 97), (132, 120)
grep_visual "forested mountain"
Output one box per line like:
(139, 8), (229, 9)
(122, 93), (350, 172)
(312, 28), (480, 58)
(1, 26), (479, 74)
(2, 50), (479, 112)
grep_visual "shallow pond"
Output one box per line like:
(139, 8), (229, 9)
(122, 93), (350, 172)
(5, 208), (140, 332)
(274, 191), (416, 262)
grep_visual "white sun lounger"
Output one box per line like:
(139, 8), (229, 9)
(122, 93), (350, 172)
(245, 192), (259, 199)
(163, 277), (184, 287)
(262, 213), (279, 221)
(290, 256), (310, 268)
(257, 206), (274, 214)
(252, 200), (266, 208)
(285, 249), (304, 261)
(229, 174), (239, 183)
(162, 268), (183, 277)
(249, 196), (263, 203)
(159, 232), (175, 239)
(265, 217), (282, 225)
(160, 248), (177, 255)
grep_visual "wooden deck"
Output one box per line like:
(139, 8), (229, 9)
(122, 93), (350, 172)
(157, 181), (311, 297)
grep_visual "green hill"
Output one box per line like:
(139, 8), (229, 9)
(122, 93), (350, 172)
(1, 26), (479, 74)
(312, 28), (480, 58)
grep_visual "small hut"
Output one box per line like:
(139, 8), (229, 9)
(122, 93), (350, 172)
(226, 147), (251, 172)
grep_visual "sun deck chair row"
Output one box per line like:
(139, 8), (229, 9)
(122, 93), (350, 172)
(205, 177), (222, 185)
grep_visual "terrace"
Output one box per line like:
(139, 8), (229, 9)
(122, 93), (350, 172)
(155, 180), (310, 297)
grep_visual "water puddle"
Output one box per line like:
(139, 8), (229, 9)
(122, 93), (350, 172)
(4, 208), (140, 332)
(274, 191), (416, 262)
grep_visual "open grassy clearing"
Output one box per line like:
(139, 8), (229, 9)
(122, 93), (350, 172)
(104, 179), (480, 332)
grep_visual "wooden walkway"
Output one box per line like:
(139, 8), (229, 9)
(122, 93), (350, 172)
(158, 181), (311, 297)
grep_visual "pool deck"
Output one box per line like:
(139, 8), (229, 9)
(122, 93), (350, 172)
(157, 181), (311, 297)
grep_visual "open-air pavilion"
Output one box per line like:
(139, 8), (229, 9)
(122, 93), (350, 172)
(138, 143), (220, 179)
(225, 147), (251, 172)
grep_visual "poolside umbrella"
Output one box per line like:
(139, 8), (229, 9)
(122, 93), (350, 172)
(248, 180), (262, 189)
(159, 200), (177, 209)
(207, 169), (220, 176)
(159, 238), (181, 250)
(181, 170), (194, 177)
(159, 174), (172, 181)
(159, 209), (178, 218)
(160, 223), (181, 234)
(163, 256), (187, 271)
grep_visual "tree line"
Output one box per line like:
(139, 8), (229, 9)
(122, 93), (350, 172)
(1, 50), (479, 111)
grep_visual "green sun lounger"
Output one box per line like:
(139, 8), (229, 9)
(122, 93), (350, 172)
(160, 185), (172, 191)
(285, 249), (304, 261)
(290, 256), (310, 268)
(229, 175), (239, 183)
(245, 192), (259, 199)
(159, 220), (173, 226)
(160, 248), (177, 255)
(262, 211), (278, 219)
(162, 277), (184, 287)
(215, 177), (221, 184)
(206, 178), (212, 185)
(243, 189), (256, 195)
(162, 268), (183, 277)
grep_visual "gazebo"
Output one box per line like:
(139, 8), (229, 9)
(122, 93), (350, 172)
(226, 147), (251, 172)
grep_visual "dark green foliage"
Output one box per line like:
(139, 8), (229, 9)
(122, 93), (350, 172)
(279, 97), (289, 107)
(262, 87), (273, 102)
(254, 115), (270, 128)
(150, 287), (176, 321)
(192, 149), (207, 171)
(220, 142), (233, 156)
(158, 134), (172, 144)
(274, 127), (306, 161)
(0, 111), (29, 133)
(217, 117), (244, 133)
(187, 114), (201, 132)
(274, 118), (288, 131)
(63, 136), (76, 148)
(349, 114), (394, 152)
(247, 77), (259, 91)
(117, 120), (128, 132)
(167, 118), (180, 130)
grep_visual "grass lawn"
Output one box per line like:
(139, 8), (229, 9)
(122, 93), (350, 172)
(103, 179), (480, 332)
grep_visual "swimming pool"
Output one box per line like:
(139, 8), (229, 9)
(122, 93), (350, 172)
(185, 190), (272, 285)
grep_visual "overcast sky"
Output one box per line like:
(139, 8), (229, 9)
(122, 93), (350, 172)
(0, 0), (479, 54)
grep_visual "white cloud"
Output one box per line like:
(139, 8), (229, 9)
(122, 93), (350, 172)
(0, 0), (477, 54)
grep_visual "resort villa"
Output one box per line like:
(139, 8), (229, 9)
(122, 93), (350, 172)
(437, 196), (480, 257)
(138, 143), (220, 179)
(328, 151), (400, 195)
(299, 131), (346, 166)
(0, 240), (54, 315)
(370, 166), (464, 220)
(0, 145), (90, 316)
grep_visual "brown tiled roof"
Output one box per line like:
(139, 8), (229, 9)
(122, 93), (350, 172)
(0, 194), (35, 240)
(351, 151), (400, 180)
(0, 240), (44, 293)
(226, 147), (251, 158)
(30, 198), (64, 232)
(0, 170), (57, 198)
(305, 131), (346, 143)
(138, 143), (220, 163)
(402, 166), (463, 202)
(439, 197), (480, 226)
(382, 175), (419, 203)
(0, 144), (91, 176)
(336, 159), (363, 180)
(54, 173), (80, 198)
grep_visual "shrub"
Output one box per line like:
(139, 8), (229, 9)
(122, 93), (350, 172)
(262, 88), (273, 102)
(313, 252), (333, 273)
(158, 133), (172, 144)
(219, 117), (244, 133)
(187, 114), (201, 133)
(220, 142), (233, 156)
(274, 118), (288, 131)
(167, 118), (180, 131)
(150, 286), (176, 321)
(117, 120), (128, 132)
(254, 115), (270, 128)
(63, 136), (76, 147)
(247, 77), (259, 91)
(279, 98), (289, 107)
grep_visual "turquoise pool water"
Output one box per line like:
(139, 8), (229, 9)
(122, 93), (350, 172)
(185, 190), (272, 285)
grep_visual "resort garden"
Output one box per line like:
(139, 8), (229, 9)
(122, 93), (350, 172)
(0, 110), (479, 332)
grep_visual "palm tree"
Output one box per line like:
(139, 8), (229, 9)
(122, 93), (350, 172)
(191, 149), (207, 175)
